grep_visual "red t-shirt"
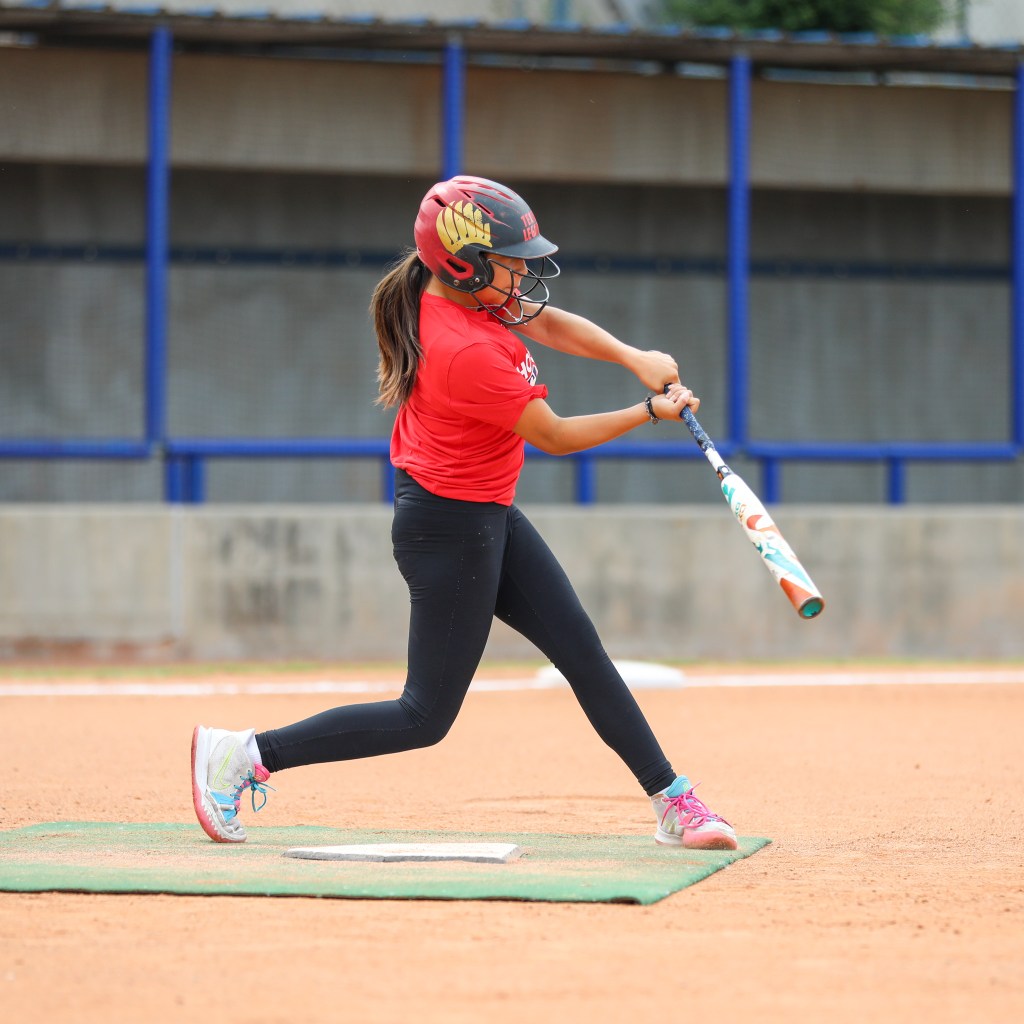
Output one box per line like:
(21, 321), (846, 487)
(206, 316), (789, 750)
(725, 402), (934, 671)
(390, 292), (548, 504)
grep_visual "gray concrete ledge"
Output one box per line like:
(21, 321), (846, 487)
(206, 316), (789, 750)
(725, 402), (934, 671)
(1, 505), (1021, 662)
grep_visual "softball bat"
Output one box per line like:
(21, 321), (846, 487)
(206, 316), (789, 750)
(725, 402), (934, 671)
(674, 398), (825, 619)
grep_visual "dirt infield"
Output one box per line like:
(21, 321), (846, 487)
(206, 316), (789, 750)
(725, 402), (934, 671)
(1, 663), (1022, 1023)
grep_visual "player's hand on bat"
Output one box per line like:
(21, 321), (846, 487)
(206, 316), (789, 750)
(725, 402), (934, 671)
(651, 382), (699, 421)
(628, 349), (680, 392)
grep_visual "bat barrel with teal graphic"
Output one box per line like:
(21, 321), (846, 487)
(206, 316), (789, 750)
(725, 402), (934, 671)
(673, 395), (825, 619)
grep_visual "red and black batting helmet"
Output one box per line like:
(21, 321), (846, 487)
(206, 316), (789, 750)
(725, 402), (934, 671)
(414, 175), (560, 324)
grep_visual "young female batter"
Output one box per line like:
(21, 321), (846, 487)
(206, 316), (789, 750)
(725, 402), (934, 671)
(191, 175), (737, 851)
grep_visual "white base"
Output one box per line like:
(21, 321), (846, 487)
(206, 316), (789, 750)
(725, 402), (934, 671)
(536, 659), (686, 689)
(284, 842), (522, 864)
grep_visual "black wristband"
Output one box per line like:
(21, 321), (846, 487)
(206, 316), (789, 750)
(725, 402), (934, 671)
(644, 394), (660, 424)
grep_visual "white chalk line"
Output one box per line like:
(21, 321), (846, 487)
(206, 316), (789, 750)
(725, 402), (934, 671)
(1, 668), (1023, 697)
(681, 669), (1024, 688)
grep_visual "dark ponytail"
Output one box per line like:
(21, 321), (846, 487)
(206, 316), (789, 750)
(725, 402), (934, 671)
(371, 249), (427, 407)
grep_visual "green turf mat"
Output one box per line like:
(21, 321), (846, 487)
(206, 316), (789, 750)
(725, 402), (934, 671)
(0, 822), (771, 905)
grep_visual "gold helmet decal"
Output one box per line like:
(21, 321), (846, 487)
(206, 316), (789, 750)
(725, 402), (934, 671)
(436, 200), (493, 255)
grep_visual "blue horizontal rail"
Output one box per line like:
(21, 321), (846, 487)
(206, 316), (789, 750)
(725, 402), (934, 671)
(165, 438), (392, 458)
(160, 436), (738, 504)
(746, 441), (1020, 460)
(164, 437), (396, 503)
(165, 439), (736, 461)
(148, 435), (1020, 504)
(749, 441), (1021, 503)
(0, 440), (151, 459)
(1, 435), (1019, 505)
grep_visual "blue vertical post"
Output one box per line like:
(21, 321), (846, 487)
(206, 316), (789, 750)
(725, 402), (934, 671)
(1013, 63), (1024, 446)
(146, 27), (172, 457)
(442, 35), (465, 180)
(575, 456), (596, 504)
(728, 53), (751, 445)
(186, 457), (205, 504)
(165, 455), (183, 503)
(887, 458), (906, 505)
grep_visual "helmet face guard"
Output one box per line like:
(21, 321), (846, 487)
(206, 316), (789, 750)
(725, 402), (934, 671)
(470, 254), (560, 327)
(414, 175), (560, 324)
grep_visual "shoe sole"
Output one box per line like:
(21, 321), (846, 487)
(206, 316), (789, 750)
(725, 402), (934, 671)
(655, 827), (738, 852)
(191, 725), (246, 844)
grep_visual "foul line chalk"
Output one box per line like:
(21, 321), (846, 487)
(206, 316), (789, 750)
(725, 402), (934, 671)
(0, 680), (399, 697)
(684, 669), (1024, 687)
(1, 665), (1023, 697)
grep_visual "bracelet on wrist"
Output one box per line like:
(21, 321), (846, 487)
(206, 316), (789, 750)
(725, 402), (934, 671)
(644, 394), (660, 424)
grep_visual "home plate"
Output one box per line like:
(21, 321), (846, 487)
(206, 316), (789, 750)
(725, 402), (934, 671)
(283, 843), (522, 864)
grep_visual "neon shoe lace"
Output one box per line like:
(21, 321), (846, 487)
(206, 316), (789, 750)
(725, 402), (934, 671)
(665, 783), (731, 829)
(229, 769), (275, 817)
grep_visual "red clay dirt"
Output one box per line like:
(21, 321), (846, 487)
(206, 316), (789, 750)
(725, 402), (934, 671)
(1, 664), (1021, 1023)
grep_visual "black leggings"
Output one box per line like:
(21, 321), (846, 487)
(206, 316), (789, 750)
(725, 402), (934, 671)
(257, 470), (675, 796)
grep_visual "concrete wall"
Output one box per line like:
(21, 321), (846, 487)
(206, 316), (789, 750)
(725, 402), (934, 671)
(2, 46), (1022, 505)
(3, 171), (1020, 504)
(1, 505), (1021, 662)
(0, 48), (1013, 193)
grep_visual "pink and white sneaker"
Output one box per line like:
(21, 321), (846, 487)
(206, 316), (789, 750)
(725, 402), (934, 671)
(652, 777), (738, 850)
(191, 726), (273, 843)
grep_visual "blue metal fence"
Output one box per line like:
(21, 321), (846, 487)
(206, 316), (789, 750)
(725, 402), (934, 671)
(4, 31), (1023, 504)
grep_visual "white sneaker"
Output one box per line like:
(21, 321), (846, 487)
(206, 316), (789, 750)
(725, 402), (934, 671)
(191, 726), (273, 844)
(652, 777), (738, 851)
